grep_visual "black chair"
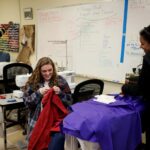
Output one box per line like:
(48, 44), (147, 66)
(2, 63), (33, 134)
(3, 62), (33, 93)
(0, 51), (10, 62)
(72, 79), (104, 104)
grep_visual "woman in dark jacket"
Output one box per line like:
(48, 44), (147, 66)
(122, 25), (150, 150)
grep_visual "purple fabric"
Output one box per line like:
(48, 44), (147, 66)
(62, 95), (145, 150)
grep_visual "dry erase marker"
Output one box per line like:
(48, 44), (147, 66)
(7, 99), (16, 102)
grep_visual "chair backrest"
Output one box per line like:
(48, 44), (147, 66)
(3, 63), (33, 93)
(0, 51), (10, 62)
(72, 79), (104, 104)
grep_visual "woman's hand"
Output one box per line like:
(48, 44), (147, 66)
(39, 86), (50, 95)
(53, 86), (61, 94)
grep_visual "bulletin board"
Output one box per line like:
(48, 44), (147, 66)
(37, 0), (150, 83)
(0, 23), (19, 52)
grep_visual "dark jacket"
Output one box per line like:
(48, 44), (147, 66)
(122, 52), (150, 101)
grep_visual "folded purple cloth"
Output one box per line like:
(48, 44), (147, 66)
(62, 96), (144, 150)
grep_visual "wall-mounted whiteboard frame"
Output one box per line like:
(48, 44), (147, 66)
(37, 0), (150, 83)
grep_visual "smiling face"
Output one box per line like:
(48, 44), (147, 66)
(140, 36), (150, 54)
(40, 64), (53, 82)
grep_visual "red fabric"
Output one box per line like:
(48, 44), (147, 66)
(28, 89), (68, 150)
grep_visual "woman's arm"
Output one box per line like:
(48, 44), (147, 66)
(121, 83), (140, 96)
(23, 86), (43, 109)
(57, 76), (73, 107)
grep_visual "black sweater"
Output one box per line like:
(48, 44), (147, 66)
(122, 52), (150, 101)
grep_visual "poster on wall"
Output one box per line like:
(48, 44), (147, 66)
(0, 23), (19, 52)
(16, 25), (35, 65)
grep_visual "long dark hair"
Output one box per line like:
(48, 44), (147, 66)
(140, 25), (150, 43)
(25, 57), (57, 91)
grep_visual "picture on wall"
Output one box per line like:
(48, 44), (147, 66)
(0, 23), (19, 52)
(16, 25), (35, 65)
(24, 8), (33, 20)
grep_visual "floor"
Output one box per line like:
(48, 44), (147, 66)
(0, 125), (26, 150)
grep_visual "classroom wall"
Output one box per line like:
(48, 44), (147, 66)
(1, 0), (122, 93)
(0, 0), (20, 22)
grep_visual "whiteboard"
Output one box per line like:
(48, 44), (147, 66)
(37, 0), (150, 83)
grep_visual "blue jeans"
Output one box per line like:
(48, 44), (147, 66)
(48, 132), (65, 150)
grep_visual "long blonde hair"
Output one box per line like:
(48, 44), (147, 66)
(25, 57), (57, 91)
